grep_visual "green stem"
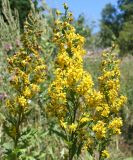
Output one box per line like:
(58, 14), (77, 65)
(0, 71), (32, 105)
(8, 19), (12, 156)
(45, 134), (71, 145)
(69, 144), (74, 160)
(14, 110), (23, 148)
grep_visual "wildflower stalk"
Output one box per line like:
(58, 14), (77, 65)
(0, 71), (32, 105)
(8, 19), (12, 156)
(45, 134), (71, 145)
(5, 12), (46, 158)
(93, 45), (127, 159)
(48, 4), (127, 160)
(48, 4), (97, 159)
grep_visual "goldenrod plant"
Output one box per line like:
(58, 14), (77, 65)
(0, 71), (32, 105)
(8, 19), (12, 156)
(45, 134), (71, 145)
(48, 4), (127, 160)
(0, 1), (129, 159)
(48, 4), (94, 159)
(4, 11), (46, 159)
(91, 45), (127, 160)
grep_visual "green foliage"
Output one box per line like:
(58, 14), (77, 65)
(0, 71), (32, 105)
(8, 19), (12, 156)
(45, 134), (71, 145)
(101, 3), (120, 36)
(100, 0), (133, 55)
(118, 0), (133, 20)
(118, 16), (133, 55)
(0, 0), (20, 53)
(0, 0), (30, 29)
(84, 55), (101, 87)
(99, 23), (115, 48)
(118, 0), (133, 55)
(73, 13), (92, 49)
(0, 1), (55, 160)
(120, 56), (133, 146)
(99, 3), (120, 48)
(0, 0), (45, 30)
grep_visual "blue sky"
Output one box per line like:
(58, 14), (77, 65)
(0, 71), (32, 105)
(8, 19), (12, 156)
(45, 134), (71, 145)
(45, 0), (117, 32)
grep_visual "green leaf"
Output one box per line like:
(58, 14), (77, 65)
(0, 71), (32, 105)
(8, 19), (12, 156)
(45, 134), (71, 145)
(50, 129), (68, 141)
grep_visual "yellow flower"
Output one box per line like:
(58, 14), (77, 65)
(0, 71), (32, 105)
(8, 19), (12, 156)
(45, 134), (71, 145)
(98, 47), (127, 115)
(83, 138), (93, 150)
(21, 60), (27, 66)
(96, 104), (110, 117)
(108, 117), (123, 134)
(23, 86), (31, 97)
(18, 96), (27, 107)
(30, 84), (40, 92)
(6, 99), (11, 107)
(80, 117), (90, 124)
(76, 72), (93, 95)
(101, 150), (110, 158)
(69, 123), (77, 133)
(60, 120), (67, 129)
(92, 121), (106, 139)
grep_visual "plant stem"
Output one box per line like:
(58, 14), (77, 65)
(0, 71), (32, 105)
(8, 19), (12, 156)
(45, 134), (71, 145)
(14, 110), (22, 148)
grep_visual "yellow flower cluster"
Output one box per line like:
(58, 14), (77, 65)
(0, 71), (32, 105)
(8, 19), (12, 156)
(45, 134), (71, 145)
(48, 7), (94, 120)
(101, 150), (110, 159)
(96, 103), (110, 117)
(18, 96), (27, 107)
(91, 47), (127, 158)
(69, 123), (78, 133)
(92, 121), (106, 139)
(6, 14), (46, 113)
(108, 117), (123, 134)
(98, 48), (127, 114)
(48, 7), (98, 153)
(48, 5), (127, 159)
